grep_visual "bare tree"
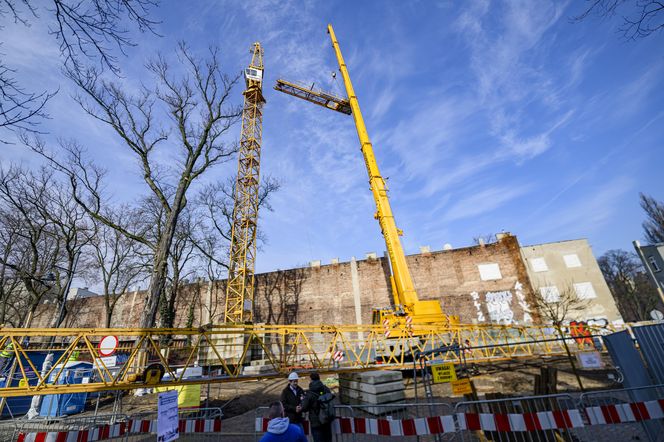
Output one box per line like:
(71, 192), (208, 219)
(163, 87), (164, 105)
(159, 209), (199, 329)
(0, 0), (159, 141)
(0, 211), (24, 326)
(30, 43), (243, 327)
(530, 284), (591, 390)
(640, 193), (664, 244)
(85, 210), (147, 327)
(599, 249), (660, 321)
(573, 0), (664, 40)
(472, 233), (496, 245)
(0, 165), (88, 327)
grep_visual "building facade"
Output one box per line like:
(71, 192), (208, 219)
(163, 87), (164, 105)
(32, 234), (623, 329)
(520, 239), (623, 326)
(632, 240), (664, 318)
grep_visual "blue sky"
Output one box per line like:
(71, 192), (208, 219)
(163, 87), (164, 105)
(2, 0), (663, 275)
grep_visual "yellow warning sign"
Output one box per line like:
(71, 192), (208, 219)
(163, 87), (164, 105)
(451, 378), (473, 395)
(431, 362), (457, 384)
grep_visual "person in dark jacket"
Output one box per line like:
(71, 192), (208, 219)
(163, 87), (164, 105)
(301, 372), (333, 442)
(259, 401), (307, 442)
(280, 372), (305, 428)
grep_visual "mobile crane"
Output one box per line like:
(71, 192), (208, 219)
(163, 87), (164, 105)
(274, 25), (458, 334)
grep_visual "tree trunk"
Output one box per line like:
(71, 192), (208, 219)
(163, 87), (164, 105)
(138, 186), (188, 328)
(557, 325), (585, 392)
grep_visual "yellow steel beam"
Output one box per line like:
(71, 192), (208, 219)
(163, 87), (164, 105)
(0, 323), (614, 397)
(274, 79), (351, 115)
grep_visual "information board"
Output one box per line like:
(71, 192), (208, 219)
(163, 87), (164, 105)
(157, 389), (179, 442)
(576, 350), (603, 369)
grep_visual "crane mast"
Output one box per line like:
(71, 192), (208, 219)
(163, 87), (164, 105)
(224, 43), (265, 323)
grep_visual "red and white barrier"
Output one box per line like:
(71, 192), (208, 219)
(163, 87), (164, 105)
(457, 410), (584, 432)
(17, 422), (128, 442)
(585, 400), (664, 425)
(335, 416), (455, 436)
(17, 417), (223, 442)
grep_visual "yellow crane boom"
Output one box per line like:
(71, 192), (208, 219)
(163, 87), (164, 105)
(274, 25), (455, 329)
(224, 43), (265, 323)
(326, 25), (451, 326)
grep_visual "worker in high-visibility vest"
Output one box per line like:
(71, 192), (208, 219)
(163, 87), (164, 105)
(0, 342), (14, 373)
(68, 350), (80, 362)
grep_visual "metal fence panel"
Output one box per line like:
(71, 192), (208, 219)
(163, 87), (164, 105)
(454, 394), (580, 442)
(632, 324), (664, 385)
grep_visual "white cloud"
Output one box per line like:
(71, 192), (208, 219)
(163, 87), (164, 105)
(441, 184), (531, 222)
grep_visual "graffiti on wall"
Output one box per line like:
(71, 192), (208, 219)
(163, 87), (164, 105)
(485, 290), (514, 323)
(470, 291), (485, 322)
(514, 281), (533, 323)
(469, 281), (533, 324)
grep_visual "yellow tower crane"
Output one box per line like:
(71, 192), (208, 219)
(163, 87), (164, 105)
(275, 25), (458, 333)
(224, 43), (265, 323)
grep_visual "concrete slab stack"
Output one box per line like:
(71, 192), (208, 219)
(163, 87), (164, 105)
(339, 370), (405, 414)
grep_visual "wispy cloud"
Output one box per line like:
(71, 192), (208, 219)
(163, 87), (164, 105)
(441, 184), (532, 222)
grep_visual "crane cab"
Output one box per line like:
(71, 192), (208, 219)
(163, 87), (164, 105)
(244, 67), (263, 86)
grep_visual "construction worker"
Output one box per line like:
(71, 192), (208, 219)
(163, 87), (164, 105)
(0, 341), (14, 373)
(68, 350), (80, 362)
(280, 372), (305, 430)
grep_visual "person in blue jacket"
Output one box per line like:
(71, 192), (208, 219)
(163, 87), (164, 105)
(259, 401), (307, 442)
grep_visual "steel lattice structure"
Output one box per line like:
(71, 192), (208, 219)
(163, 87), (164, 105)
(0, 322), (617, 397)
(224, 43), (265, 323)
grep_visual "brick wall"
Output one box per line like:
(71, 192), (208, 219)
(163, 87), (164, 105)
(32, 234), (541, 328)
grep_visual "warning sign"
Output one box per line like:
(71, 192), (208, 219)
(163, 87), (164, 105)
(451, 378), (473, 395)
(431, 362), (457, 384)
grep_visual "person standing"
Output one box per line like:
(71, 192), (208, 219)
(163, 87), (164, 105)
(259, 401), (307, 442)
(302, 372), (334, 442)
(280, 372), (305, 429)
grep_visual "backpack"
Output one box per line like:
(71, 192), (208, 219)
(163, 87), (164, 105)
(317, 391), (336, 424)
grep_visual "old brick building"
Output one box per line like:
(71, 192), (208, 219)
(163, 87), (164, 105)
(34, 233), (620, 328)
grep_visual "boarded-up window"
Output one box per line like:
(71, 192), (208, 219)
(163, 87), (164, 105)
(563, 254), (582, 268)
(540, 286), (560, 303)
(574, 282), (597, 299)
(478, 263), (502, 281)
(530, 257), (548, 272)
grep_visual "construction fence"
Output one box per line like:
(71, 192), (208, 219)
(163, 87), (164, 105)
(4, 385), (664, 441)
(252, 384), (664, 441)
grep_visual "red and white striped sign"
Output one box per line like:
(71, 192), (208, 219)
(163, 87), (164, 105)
(405, 316), (413, 326)
(384, 329), (391, 338)
(382, 319), (390, 328)
(332, 351), (344, 362)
